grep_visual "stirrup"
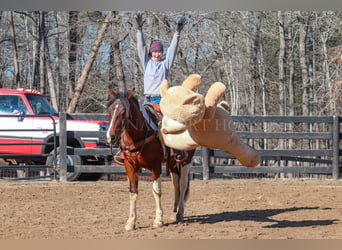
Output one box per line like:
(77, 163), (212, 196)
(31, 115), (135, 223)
(175, 151), (188, 163)
(113, 151), (124, 165)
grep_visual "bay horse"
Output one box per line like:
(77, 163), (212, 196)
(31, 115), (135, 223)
(106, 89), (194, 231)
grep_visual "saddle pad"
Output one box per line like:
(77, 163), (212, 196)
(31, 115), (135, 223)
(139, 103), (158, 131)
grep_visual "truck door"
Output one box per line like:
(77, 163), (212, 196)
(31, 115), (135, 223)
(0, 95), (33, 155)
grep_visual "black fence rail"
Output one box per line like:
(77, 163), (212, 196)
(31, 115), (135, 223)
(1, 113), (341, 181)
(67, 114), (341, 180)
(197, 116), (341, 179)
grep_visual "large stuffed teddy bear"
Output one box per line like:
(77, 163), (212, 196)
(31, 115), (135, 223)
(159, 74), (260, 168)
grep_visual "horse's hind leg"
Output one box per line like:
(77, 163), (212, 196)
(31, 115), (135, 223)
(172, 163), (190, 223)
(171, 171), (180, 213)
(152, 177), (164, 228)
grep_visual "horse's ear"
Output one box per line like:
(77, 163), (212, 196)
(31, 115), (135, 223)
(160, 80), (170, 97)
(127, 89), (135, 99)
(108, 89), (116, 97)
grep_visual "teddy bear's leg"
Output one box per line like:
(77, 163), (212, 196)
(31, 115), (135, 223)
(222, 136), (261, 167)
(203, 82), (226, 120)
(182, 74), (202, 91)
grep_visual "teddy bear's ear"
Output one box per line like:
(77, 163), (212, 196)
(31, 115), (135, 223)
(160, 80), (170, 97)
(182, 74), (201, 91)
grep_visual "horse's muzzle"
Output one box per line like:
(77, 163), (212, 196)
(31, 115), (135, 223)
(110, 135), (119, 145)
(106, 134), (116, 145)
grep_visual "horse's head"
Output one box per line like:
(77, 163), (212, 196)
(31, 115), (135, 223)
(106, 89), (134, 145)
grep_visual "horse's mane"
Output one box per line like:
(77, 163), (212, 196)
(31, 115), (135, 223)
(106, 91), (140, 110)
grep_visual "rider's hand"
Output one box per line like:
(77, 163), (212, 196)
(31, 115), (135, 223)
(136, 13), (145, 30)
(176, 14), (187, 32)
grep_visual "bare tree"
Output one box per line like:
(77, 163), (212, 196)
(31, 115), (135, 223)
(1, 11), (341, 117)
(278, 11), (286, 116)
(67, 11), (114, 113)
(108, 11), (129, 92)
(68, 11), (79, 105)
(8, 11), (20, 88)
(0, 11), (4, 87)
(43, 23), (58, 111)
(297, 12), (310, 117)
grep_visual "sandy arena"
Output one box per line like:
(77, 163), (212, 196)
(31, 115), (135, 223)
(0, 178), (341, 239)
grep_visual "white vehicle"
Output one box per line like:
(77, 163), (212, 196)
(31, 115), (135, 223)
(0, 88), (109, 181)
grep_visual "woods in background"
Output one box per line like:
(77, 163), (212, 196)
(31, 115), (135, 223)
(0, 11), (341, 116)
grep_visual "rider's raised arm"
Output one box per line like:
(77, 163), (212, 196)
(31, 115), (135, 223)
(137, 29), (148, 71)
(164, 31), (180, 70)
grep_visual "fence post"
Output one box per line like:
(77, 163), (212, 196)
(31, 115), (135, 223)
(332, 116), (340, 180)
(59, 112), (67, 182)
(202, 147), (210, 180)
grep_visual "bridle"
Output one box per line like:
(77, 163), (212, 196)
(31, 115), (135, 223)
(107, 96), (130, 155)
(107, 94), (158, 157)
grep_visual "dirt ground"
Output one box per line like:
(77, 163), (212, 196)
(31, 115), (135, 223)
(0, 177), (341, 239)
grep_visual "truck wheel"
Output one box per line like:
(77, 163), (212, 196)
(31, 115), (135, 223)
(46, 146), (81, 181)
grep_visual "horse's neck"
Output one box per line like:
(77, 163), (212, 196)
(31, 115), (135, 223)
(125, 102), (148, 140)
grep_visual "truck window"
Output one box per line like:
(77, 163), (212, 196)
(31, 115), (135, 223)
(0, 96), (29, 115)
(25, 94), (57, 115)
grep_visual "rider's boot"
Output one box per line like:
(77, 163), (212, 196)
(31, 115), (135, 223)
(113, 149), (125, 165)
(175, 151), (188, 163)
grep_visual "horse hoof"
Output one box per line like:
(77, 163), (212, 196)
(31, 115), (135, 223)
(153, 220), (164, 228)
(176, 214), (184, 223)
(125, 224), (135, 231)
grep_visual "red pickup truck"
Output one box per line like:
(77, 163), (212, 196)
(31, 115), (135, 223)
(0, 88), (109, 181)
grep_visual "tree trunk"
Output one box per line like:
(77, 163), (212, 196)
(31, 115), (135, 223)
(297, 11), (311, 152)
(68, 11), (79, 105)
(52, 12), (61, 111)
(278, 11), (286, 116)
(39, 11), (46, 94)
(0, 11), (3, 87)
(109, 11), (127, 92)
(44, 31), (58, 111)
(67, 11), (114, 113)
(297, 12), (310, 117)
(306, 14), (315, 117)
(32, 11), (42, 89)
(287, 13), (295, 149)
(8, 11), (20, 88)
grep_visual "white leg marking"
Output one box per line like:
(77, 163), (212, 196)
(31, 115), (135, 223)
(125, 192), (137, 231)
(152, 177), (164, 228)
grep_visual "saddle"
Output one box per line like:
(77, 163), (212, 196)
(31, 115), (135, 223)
(143, 102), (188, 164)
(143, 102), (163, 127)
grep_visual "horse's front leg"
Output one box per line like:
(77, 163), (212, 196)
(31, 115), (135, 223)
(125, 170), (139, 231)
(151, 176), (163, 228)
(125, 191), (138, 231)
(175, 163), (190, 223)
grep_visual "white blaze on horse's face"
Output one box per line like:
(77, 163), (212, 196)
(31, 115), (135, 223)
(106, 103), (119, 144)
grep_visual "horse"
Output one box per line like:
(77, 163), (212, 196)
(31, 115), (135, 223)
(106, 89), (195, 231)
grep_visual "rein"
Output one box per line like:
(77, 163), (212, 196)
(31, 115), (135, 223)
(121, 133), (156, 152)
(109, 95), (158, 156)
